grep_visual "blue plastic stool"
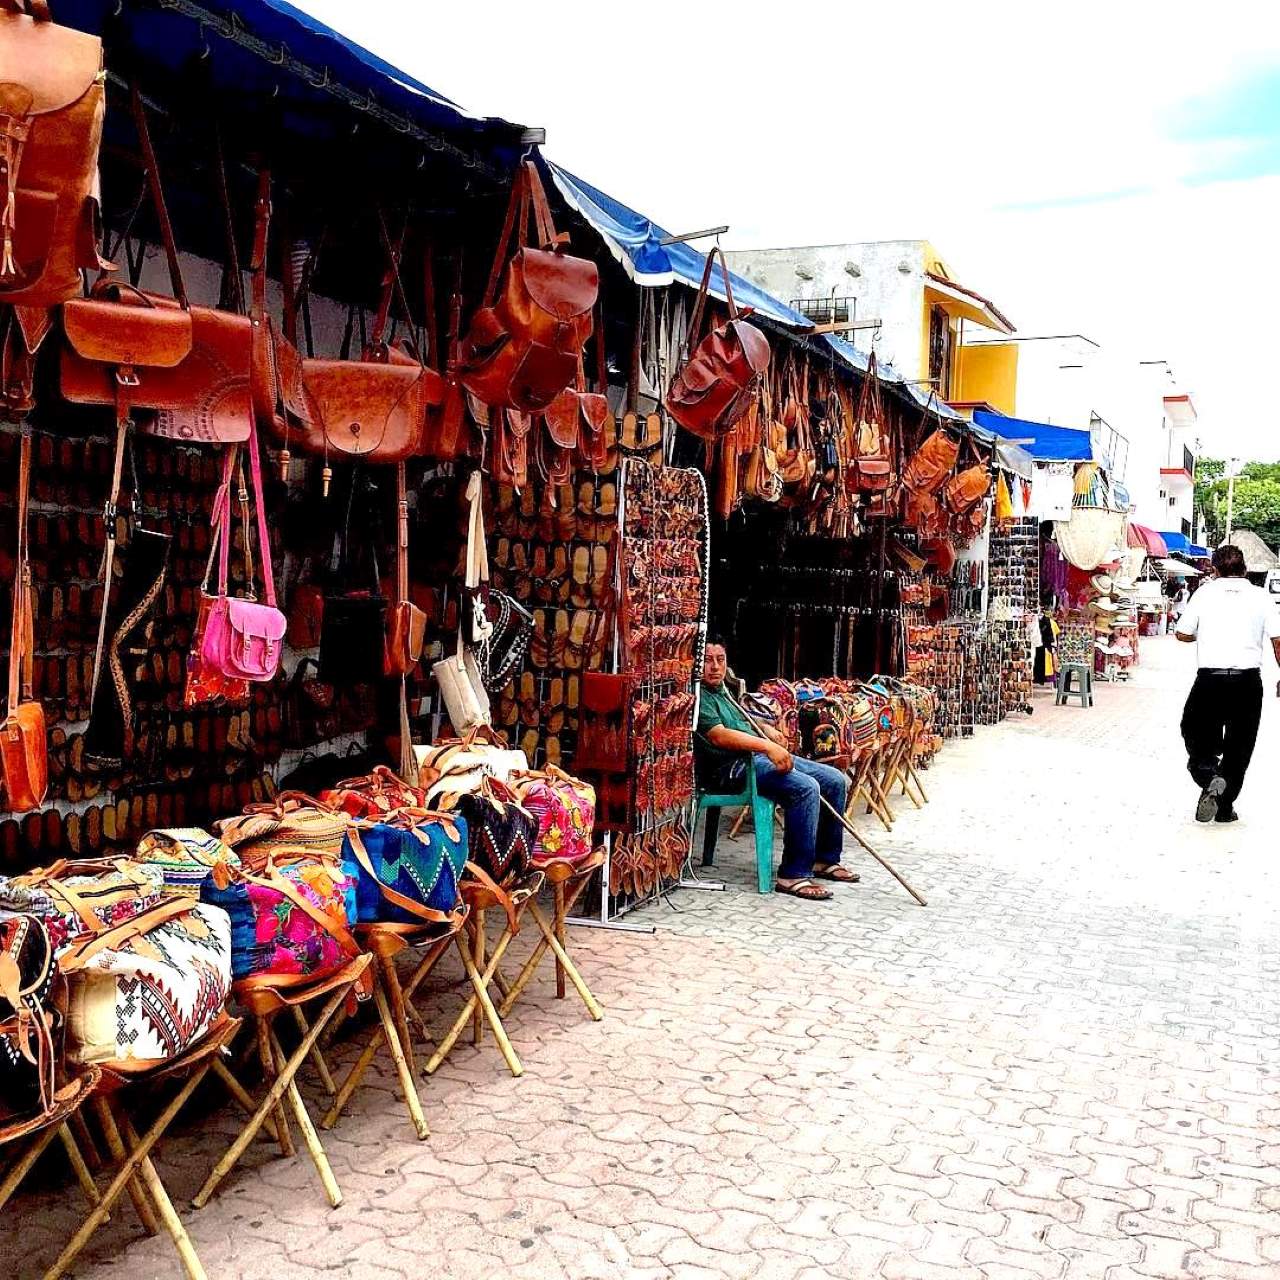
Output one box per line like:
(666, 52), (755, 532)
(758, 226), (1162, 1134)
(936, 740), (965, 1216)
(695, 769), (776, 894)
(1055, 662), (1093, 707)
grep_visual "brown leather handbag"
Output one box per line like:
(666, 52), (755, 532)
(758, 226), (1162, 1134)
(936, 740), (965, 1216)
(2, 425), (46, 813)
(848, 352), (894, 492)
(901, 426), (960, 494)
(0, 0), (108, 311)
(942, 462), (991, 515)
(459, 160), (598, 412)
(383, 461), (426, 676)
(665, 246), (770, 440)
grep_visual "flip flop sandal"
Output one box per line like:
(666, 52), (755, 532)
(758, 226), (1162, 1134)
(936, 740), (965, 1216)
(562, 609), (590, 670)
(511, 543), (533, 604)
(555, 491), (577, 542)
(566, 673), (580, 711)
(588, 543), (610, 605)
(775, 880), (833, 901)
(517, 484), (539, 540)
(545, 677), (566, 734)
(529, 608), (551, 669)
(519, 727), (540, 765)
(812, 866), (861, 884)
(497, 691), (519, 729)
(545, 734), (562, 768)
(570, 545), (592, 608)
(518, 672), (539, 727)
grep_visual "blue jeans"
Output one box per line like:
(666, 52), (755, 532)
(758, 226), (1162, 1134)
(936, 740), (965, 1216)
(753, 754), (848, 880)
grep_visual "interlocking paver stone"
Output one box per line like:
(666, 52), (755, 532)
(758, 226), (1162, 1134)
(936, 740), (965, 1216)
(3, 636), (1277, 1279)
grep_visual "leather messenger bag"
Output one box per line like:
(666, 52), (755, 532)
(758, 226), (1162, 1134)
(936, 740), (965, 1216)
(0, 0), (109, 310)
(251, 185), (443, 465)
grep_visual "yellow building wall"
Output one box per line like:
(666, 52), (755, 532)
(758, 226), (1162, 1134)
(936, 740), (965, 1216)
(954, 342), (1019, 415)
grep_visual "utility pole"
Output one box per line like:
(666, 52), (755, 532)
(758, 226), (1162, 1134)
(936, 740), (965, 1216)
(1224, 456), (1241, 543)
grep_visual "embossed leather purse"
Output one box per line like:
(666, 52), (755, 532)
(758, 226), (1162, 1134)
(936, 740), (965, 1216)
(459, 159), (598, 412)
(665, 246), (771, 441)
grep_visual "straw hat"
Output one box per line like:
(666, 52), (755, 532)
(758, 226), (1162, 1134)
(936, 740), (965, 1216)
(1090, 573), (1114, 594)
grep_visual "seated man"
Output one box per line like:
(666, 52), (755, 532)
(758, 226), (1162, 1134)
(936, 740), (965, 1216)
(695, 639), (857, 901)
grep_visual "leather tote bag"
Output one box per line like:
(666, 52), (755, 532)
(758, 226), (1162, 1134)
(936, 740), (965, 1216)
(459, 159), (598, 412)
(665, 246), (771, 441)
(0, 0), (108, 310)
(902, 426), (959, 495)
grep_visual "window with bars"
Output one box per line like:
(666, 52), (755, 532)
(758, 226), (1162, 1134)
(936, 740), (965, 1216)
(928, 305), (954, 398)
(791, 296), (855, 326)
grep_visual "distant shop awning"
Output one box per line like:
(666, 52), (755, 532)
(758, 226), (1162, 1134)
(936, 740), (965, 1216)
(1157, 558), (1201, 577)
(973, 411), (1093, 462)
(1160, 532), (1209, 557)
(924, 272), (1015, 334)
(993, 439), (1033, 480)
(1127, 524), (1168, 557)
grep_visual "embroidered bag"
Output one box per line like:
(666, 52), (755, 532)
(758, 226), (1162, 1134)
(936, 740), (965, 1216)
(435, 778), (536, 886)
(0, 911), (57, 1119)
(200, 855), (356, 982)
(320, 766), (427, 821)
(415, 727), (529, 805)
(509, 766), (596, 867)
(135, 827), (240, 899)
(341, 810), (467, 925)
(58, 899), (231, 1064)
(214, 795), (351, 870)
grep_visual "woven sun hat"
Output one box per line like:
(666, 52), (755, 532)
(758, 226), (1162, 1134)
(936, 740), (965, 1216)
(1090, 573), (1114, 594)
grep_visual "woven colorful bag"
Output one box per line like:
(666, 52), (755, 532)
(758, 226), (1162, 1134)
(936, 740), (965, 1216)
(136, 827), (240, 899)
(319, 766), (427, 820)
(435, 778), (537, 887)
(0, 912), (58, 1120)
(201, 857), (358, 982)
(58, 900), (232, 1065)
(341, 811), (468, 926)
(214, 795), (352, 871)
(2, 859), (166, 955)
(509, 766), (596, 867)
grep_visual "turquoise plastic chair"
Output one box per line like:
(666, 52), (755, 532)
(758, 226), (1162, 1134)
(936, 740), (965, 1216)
(695, 769), (776, 894)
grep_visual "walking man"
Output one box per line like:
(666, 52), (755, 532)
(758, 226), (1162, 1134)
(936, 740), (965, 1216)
(695, 640), (858, 900)
(1175, 544), (1280, 823)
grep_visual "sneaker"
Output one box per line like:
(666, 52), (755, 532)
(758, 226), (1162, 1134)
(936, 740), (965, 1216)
(1196, 776), (1226, 823)
(1214, 809), (1239, 824)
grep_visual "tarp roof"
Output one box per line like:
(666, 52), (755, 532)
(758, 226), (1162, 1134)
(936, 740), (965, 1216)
(973, 410), (1093, 462)
(1127, 524), (1168, 557)
(1160, 532), (1210, 558)
(56, 0), (528, 180)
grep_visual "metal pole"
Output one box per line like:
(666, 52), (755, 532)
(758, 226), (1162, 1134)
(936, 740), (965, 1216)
(1225, 470), (1236, 543)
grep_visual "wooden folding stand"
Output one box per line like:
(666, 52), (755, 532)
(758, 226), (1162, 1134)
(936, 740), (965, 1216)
(845, 744), (895, 832)
(193, 956), (371, 1211)
(321, 912), (467, 1141)
(42, 1018), (242, 1280)
(497, 853), (605, 1024)
(0, 1069), (104, 1234)
(423, 872), (544, 1080)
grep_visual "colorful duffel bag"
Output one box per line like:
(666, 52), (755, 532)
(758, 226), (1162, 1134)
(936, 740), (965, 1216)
(509, 766), (596, 868)
(435, 778), (537, 886)
(57, 899), (232, 1065)
(201, 856), (358, 982)
(341, 811), (467, 926)
(320, 766), (427, 820)
(415, 726), (529, 805)
(215, 795), (352, 870)
(0, 911), (58, 1120)
(136, 827), (240, 899)
(1, 859), (166, 955)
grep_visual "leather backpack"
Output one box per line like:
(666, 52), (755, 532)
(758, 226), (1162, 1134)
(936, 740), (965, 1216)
(848, 352), (894, 492)
(1, 424), (45, 813)
(459, 159), (598, 413)
(665, 246), (770, 440)
(901, 425), (959, 494)
(942, 462), (991, 515)
(0, 0), (108, 311)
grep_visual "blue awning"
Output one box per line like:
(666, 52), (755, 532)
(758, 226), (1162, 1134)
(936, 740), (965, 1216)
(1160, 532), (1209, 557)
(973, 410), (1094, 462)
(56, 0), (528, 178)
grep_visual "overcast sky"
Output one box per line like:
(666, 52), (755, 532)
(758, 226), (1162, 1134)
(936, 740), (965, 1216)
(299, 0), (1280, 461)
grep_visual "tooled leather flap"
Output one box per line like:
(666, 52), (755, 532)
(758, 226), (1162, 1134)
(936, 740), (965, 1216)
(544, 388), (579, 448)
(515, 247), (598, 320)
(578, 391), (610, 436)
(0, 15), (102, 117)
(728, 319), (771, 374)
(226, 598), (287, 643)
(63, 296), (193, 368)
(302, 358), (423, 456)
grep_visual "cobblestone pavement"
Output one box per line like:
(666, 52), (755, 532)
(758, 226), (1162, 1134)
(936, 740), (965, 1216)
(6, 636), (1279, 1279)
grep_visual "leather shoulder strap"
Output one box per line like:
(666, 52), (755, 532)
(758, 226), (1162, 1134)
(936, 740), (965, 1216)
(7, 425), (31, 717)
(130, 85), (188, 310)
(345, 828), (457, 925)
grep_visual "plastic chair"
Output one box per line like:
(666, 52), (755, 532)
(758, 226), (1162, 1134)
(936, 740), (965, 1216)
(1055, 663), (1093, 707)
(695, 770), (775, 894)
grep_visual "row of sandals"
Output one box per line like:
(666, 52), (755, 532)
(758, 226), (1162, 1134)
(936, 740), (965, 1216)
(0, 729), (602, 1279)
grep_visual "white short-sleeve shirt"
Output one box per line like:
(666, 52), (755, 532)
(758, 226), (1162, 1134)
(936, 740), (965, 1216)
(1176, 577), (1280, 670)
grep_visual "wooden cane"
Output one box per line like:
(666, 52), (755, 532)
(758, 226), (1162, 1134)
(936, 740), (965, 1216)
(725, 691), (927, 907)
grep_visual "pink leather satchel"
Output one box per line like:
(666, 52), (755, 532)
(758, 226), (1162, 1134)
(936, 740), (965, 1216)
(200, 426), (285, 683)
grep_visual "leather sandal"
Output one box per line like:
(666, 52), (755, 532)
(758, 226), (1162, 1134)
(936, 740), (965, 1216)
(775, 879), (833, 901)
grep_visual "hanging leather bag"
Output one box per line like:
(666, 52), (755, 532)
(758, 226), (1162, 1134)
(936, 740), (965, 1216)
(943, 462), (991, 515)
(383, 461), (426, 676)
(459, 159), (598, 412)
(901, 424), (959, 494)
(848, 352), (894, 492)
(0, 0), (107, 311)
(199, 430), (287, 683)
(665, 246), (770, 440)
(0, 912), (58, 1121)
(1, 424), (45, 813)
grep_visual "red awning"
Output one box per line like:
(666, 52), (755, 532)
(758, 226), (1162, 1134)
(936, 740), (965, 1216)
(1127, 523), (1168, 556)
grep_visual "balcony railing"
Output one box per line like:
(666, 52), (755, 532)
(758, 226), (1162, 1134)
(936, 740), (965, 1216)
(1183, 444), (1195, 478)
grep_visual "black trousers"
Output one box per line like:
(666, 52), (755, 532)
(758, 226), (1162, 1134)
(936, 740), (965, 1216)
(1180, 669), (1263, 809)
